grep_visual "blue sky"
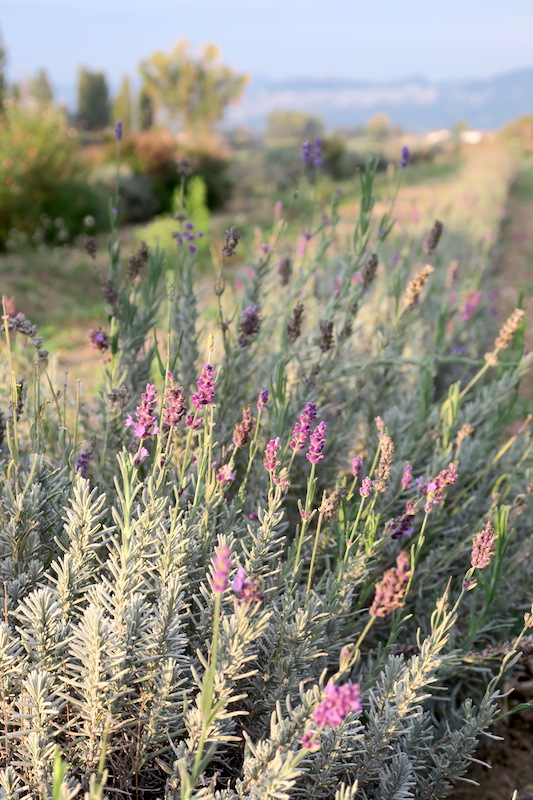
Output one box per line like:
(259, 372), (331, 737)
(2, 0), (533, 92)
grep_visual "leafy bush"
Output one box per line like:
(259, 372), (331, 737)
(118, 130), (233, 213)
(0, 102), (106, 246)
(0, 151), (531, 799)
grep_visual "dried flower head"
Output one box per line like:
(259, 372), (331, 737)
(83, 235), (98, 260)
(176, 157), (193, 177)
(320, 487), (347, 521)
(163, 373), (186, 428)
(426, 219), (444, 259)
(233, 406), (255, 448)
(127, 241), (150, 279)
(88, 327), (109, 353)
(374, 434), (394, 493)
(278, 256), (292, 286)
(403, 264), (434, 309)
(456, 423), (474, 449)
(239, 306), (261, 347)
(222, 225), (240, 257)
(370, 551), (412, 617)
(287, 302), (304, 343)
(108, 385), (131, 408)
(485, 308), (526, 365)
(362, 253), (378, 288)
(318, 320), (334, 352)
(471, 520), (498, 569)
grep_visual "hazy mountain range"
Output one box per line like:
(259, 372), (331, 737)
(227, 67), (533, 131)
(56, 66), (533, 132)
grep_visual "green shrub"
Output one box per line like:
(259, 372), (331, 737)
(0, 102), (106, 246)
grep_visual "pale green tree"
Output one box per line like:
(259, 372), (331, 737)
(139, 39), (247, 132)
(29, 68), (54, 106)
(113, 74), (132, 133)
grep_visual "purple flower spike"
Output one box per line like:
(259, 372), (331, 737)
(264, 437), (281, 472)
(401, 461), (413, 491)
(232, 567), (262, 604)
(290, 402), (318, 451)
(192, 364), (216, 409)
(313, 136), (323, 167)
(114, 120), (123, 141)
(306, 421), (327, 464)
(257, 390), (269, 410)
(360, 476), (373, 498)
(351, 456), (363, 479)
(216, 464), (235, 483)
(400, 145), (410, 168)
(125, 384), (159, 440)
(302, 140), (313, 166)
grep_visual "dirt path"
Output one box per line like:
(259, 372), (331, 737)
(449, 163), (533, 800)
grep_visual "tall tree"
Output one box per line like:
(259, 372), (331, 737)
(113, 74), (132, 133)
(77, 68), (110, 130)
(139, 40), (247, 133)
(138, 85), (154, 130)
(29, 68), (54, 106)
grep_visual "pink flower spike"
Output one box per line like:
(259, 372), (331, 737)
(210, 544), (232, 594)
(135, 447), (150, 464)
(216, 464), (235, 483)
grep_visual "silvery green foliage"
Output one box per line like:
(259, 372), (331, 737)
(0, 152), (530, 798)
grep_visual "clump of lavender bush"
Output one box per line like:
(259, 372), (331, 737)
(0, 142), (531, 800)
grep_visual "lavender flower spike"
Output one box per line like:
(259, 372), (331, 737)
(192, 364), (216, 409)
(360, 476), (373, 498)
(306, 421), (326, 464)
(114, 120), (123, 141)
(401, 461), (413, 490)
(471, 520), (498, 569)
(125, 384), (159, 440)
(210, 544), (232, 593)
(400, 145), (410, 168)
(312, 683), (362, 729)
(257, 390), (269, 410)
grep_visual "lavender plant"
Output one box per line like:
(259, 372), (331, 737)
(0, 142), (531, 799)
